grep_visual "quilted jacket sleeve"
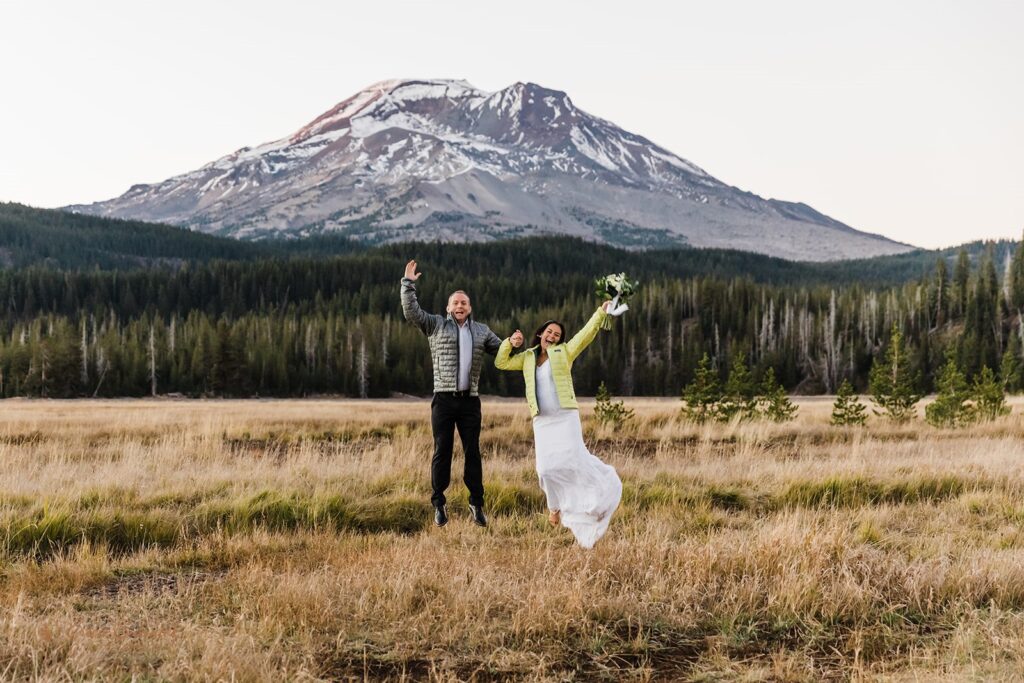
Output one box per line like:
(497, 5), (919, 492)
(495, 338), (526, 371)
(400, 277), (443, 335)
(565, 307), (608, 362)
(483, 327), (503, 356)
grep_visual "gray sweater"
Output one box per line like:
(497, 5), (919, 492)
(401, 277), (502, 395)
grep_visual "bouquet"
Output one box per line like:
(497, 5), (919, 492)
(594, 272), (638, 329)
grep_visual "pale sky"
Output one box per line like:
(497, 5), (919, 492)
(2, 0), (1021, 249)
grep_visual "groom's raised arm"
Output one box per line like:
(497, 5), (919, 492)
(400, 259), (442, 335)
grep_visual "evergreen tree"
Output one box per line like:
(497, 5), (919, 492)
(925, 357), (975, 428)
(972, 366), (1010, 422)
(594, 381), (634, 427)
(756, 367), (797, 422)
(977, 248), (1001, 372)
(953, 248), (971, 318)
(720, 351), (757, 421)
(869, 327), (922, 424)
(1000, 330), (1023, 393)
(831, 379), (867, 426)
(680, 353), (721, 424)
(1010, 230), (1024, 309)
(931, 257), (949, 328)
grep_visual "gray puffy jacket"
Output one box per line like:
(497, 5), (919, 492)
(401, 277), (503, 395)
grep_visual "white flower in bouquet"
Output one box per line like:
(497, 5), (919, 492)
(594, 272), (638, 329)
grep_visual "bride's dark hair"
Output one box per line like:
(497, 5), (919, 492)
(531, 320), (566, 349)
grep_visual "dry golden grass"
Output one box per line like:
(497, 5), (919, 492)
(3, 396), (1024, 681)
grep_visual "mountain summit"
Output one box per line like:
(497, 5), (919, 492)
(68, 79), (912, 260)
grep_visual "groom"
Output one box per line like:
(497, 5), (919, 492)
(401, 259), (503, 528)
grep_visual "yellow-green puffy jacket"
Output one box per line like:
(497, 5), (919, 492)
(495, 307), (607, 417)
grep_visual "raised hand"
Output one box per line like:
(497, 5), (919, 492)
(605, 294), (629, 317)
(404, 259), (421, 281)
(509, 329), (524, 348)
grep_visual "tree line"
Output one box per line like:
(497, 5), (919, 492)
(1, 234), (1023, 398)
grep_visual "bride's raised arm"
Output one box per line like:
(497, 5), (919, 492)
(565, 302), (611, 362)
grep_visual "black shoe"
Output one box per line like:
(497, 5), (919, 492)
(469, 504), (487, 528)
(434, 505), (448, 527)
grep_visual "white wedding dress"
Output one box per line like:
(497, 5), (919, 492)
(532, 360), (622, 548)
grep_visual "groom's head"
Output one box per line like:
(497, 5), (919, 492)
(446, 291), (472, 323)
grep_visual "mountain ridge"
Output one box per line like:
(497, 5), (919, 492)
(67, 78), (914, 261)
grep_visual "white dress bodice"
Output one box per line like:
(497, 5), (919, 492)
(535, 358), (563, 416)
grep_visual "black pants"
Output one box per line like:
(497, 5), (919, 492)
(430, 393), (484, 508)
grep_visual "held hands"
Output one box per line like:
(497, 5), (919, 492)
(509, 329), (524, 348)
(605, 294), (629, 317)
(404, 259), (421, 281)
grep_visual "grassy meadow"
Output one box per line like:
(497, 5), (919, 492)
(3, 397), (1024, 681)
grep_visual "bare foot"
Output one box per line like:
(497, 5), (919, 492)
(548, 510), (561, 527)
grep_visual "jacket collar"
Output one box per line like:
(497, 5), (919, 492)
(446, 313), (474, 326)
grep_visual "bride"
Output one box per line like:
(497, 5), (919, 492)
(495, 301), (623, 548)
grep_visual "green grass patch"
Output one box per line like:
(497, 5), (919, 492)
(483, 482), (546, 516)
(777, 476), (967, 509)
(2, 490), (433, 561)
(443, 481), (546, 516)
(346, 497), (430, 534)
(191, 490), (429, 536)
(622, 476), (750, 512)
(5, 507), (180, 560)
(223, 425), (416, 449)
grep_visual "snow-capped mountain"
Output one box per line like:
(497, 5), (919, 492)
(68, 79), (913, 260)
